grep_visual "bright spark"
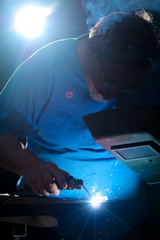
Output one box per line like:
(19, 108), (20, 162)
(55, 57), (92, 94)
(91, 192), (108, 209)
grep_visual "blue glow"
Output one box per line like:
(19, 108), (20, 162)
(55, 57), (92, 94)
(38, 157), (140, 201)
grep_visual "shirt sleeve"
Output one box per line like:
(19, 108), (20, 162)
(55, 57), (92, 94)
(0, 48), (54, 138)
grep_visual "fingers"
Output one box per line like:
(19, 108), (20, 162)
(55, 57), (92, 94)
(40, 183), (60, 196)
(28, 178), (60, 196)
(25, 161), (71, 196)
(50, 165), (70, 190)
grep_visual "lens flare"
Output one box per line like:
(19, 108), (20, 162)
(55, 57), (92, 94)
(91, 192), (108, 209)
(15, 5), (51, 38)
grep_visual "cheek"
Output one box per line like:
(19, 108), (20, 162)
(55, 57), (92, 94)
(87, 58), (102, 82)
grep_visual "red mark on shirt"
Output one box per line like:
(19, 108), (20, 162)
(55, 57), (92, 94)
(65, 91), (73, 99)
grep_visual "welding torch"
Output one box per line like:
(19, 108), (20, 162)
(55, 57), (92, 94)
(2, 175), (91, 205)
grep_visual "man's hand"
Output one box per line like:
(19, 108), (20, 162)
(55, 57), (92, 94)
(0, 134), (71, 196)
(23, 161), (71, 196)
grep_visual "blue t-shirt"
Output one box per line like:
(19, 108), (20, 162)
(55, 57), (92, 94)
(0, 38), (115, 158)
(0, 38), (148, 234)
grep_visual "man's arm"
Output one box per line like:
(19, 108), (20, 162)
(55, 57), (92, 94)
(0, 134), (69, 196)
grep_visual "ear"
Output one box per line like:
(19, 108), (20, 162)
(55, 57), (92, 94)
(86, 38), (99, 60)
(88, 38), (98, 50)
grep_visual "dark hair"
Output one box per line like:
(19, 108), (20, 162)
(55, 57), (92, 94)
(89, 9), (160, 85)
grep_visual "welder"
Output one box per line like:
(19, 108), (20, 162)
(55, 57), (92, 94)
(0, 10), (159, 199)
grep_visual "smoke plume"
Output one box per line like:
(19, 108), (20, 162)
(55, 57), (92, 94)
(81, 0), (160, 28)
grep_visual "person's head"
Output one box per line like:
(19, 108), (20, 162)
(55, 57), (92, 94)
(85, 9), (160, 102)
